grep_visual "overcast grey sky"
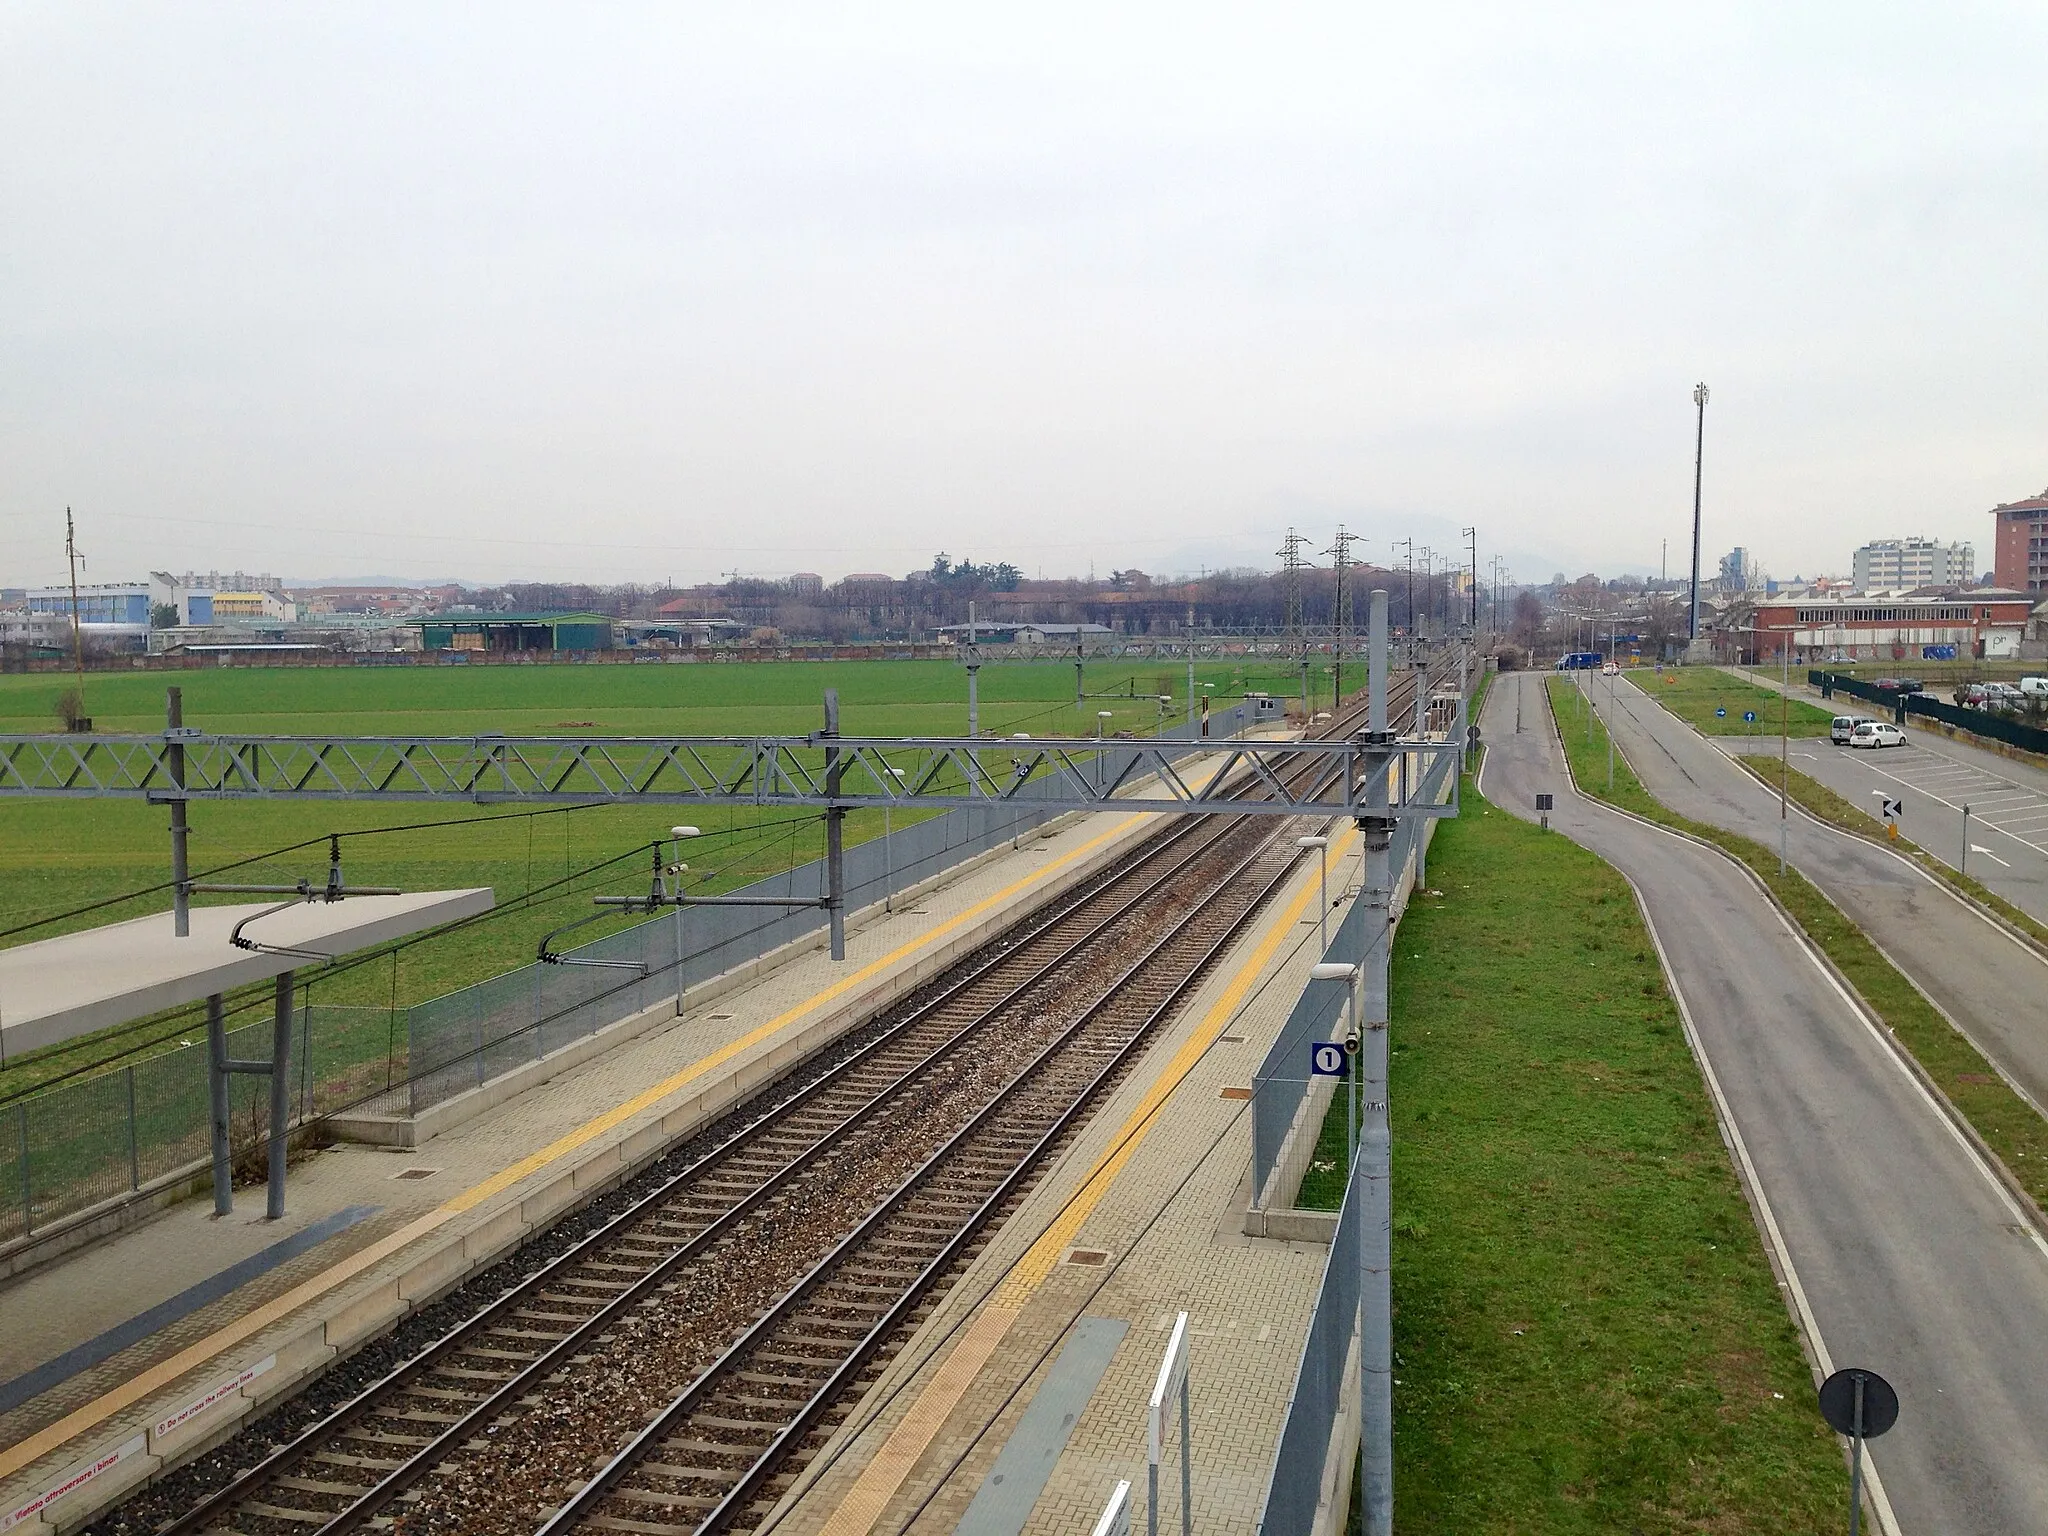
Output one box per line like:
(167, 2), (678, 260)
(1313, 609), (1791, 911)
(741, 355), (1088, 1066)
(4, 3), (2044, 589)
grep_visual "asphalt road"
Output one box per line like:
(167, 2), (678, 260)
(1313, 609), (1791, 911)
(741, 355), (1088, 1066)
(1572, 668), (2048, 1118)
(1480, 670), (2048, 1535)
(1719, 666), (2048, 922)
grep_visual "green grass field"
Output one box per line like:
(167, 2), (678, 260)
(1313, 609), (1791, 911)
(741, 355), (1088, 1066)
(1603, 664), (1835, 737)
(0, 657), (1310, 1097)
(1546, 674), (2048, 1221)
(1299, 779), (1845, 1527)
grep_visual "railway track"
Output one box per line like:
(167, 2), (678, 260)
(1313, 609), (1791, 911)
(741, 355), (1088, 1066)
(143, 664), (1450, 1536)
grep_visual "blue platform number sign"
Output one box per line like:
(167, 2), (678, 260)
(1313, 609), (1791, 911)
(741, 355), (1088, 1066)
(1715, 707), (1727, 718)
(1310, 1042), (1349, 1078)
(1743, 710), (1757, 723)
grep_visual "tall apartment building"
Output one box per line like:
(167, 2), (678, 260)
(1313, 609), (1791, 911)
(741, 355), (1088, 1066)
(1850, 536), (1974, 591)
(1991, 489), (2048, 594)
(1717, 547), (1760, 592)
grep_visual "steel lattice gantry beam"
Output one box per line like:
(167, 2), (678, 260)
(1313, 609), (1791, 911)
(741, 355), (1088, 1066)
(0, 731), (1462, 819)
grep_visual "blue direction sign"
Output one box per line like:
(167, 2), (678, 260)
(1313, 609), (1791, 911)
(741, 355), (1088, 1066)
(1309, 1042), (1349, 1077)
(1743, 710), (1757, 723)
(1715, 707), (1727, 718)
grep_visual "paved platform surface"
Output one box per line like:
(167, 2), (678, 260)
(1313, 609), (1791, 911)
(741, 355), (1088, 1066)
(1489, 671), (2048, 1534)
(0, 805), (1168, 1528)
(770, 824), (1363, 1536)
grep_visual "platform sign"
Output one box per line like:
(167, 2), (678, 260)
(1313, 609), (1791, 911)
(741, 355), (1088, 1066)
(1090, 1480), (1133, 1536)
(1146, 1311), (1192, 1536)
(1310, 1042), (1348, 1077)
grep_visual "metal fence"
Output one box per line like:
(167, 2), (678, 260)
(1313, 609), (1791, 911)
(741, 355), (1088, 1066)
(1256, 1142), (1363, 1536)
(1247, 747), (1454, 1200)
(1, 706), (1262, 1246)
(1813, 669), (2048, 753)
(0, 1002), (385, 1244)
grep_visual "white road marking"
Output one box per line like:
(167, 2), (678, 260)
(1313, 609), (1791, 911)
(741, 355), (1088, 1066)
(1973, 847), (2012, 868)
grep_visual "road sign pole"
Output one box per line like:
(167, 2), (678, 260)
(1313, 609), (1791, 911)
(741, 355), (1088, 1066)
(1962, 804), (1971, 879)
(1848, 1375), (1865, 1536)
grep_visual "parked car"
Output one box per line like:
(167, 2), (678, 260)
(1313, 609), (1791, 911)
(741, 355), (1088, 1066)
(1850, 720), (1907, 749)
(2020, 677), (2048, 699)
(1830, 715), (1861, 744)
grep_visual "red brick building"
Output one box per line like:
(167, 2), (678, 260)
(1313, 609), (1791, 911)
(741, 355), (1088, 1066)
(1745, 592), (2034, 663)
(1991, 488), (2048, 593)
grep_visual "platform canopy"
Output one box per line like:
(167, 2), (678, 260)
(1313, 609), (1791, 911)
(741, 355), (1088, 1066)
(0, 889), (493, 1061)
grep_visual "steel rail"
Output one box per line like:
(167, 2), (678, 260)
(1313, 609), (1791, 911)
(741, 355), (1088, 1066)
(539, 833), (1300, 1536)
(149, 807), (1244, 1536)
(143, 666), (1434, 1536)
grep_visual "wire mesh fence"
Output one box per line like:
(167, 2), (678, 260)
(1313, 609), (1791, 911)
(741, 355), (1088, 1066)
(0, 707), (1262, 1246)
(1248, 746), (1454, 1200)
(1256, 1148), (1363, 1536)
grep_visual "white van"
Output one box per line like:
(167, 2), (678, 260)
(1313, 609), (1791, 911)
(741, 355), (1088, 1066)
(2020, 677), (2048, 698)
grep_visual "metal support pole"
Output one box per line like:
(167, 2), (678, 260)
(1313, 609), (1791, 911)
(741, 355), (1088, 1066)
(1178, 1370), (1192, 1536)
(17, 1102), (32, 1236)
(1849, 1376), (1866, 1536)
(126, 1065), (140, 1192)
(168, 687), (190, 937)
(1689, 382), (1709, 646)
(1963, 804), (1972, 878)
(268, 972), (293, 1220)
(1780, 636), (1791, 876)
(823, 690), (846, 962)
(1369, 590), (1387, 737)
(206, 994), (232, 1217)
(1358, 584), (1394, 1536)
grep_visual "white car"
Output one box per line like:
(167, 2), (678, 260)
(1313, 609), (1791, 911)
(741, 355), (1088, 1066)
(1850, 720), (1907, 749)
(1600, 661), (1619, 676)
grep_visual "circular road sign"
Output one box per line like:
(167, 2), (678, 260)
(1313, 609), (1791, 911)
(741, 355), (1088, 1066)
(1715, 707), (1727, 718)
(1743, 710), (1757, 723)
(1818, 1368), (1899, 1439)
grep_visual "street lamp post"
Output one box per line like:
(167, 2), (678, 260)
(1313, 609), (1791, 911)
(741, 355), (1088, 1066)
(882, 767), (906, 911)
(1298, 835), (1331, 952)
(667, 826), (701, 1014)
(1689, 382), (1710, 651)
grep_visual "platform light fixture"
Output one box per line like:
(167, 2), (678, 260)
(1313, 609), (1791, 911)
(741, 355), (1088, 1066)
(669, 827), (700, 1014)
(1297, 835), (1331, 952)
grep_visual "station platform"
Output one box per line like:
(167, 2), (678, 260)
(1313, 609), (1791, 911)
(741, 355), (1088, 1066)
(774, 823), (1369, 1536)
(0, 804), (1177, 1533)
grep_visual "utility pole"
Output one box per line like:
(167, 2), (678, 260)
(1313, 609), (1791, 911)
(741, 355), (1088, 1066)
(1278, 528), (1309, 640)
(1463, 526), (1477, 630)
(64, 507), (86, 725)
(1394, 538), (1414, 642)
(1689, 382), (1710, 650)
(1324, 526), (1354, 707)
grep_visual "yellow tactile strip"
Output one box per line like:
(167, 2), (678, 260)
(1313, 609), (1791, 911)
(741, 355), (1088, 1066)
(0, 813), (1146, 1487)
(812, 825), (1357, 1536)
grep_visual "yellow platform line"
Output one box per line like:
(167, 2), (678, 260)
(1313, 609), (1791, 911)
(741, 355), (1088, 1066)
(815, 826), (1356, 1536)
(0, 813), (1145, 1484)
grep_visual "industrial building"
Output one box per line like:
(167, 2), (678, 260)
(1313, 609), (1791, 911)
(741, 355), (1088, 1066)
(412, 611), (614, 652)
(1852, 536), (1975, 591)
(1744, 591), (2034, 662)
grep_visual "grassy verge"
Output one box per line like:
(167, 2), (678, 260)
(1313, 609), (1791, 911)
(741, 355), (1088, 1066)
(1302, 775), (1843, 1526)
(1630, 665), (1834, 737)
(1729, 754), (2048, 953)
(1544, 675), (2048, 1214)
